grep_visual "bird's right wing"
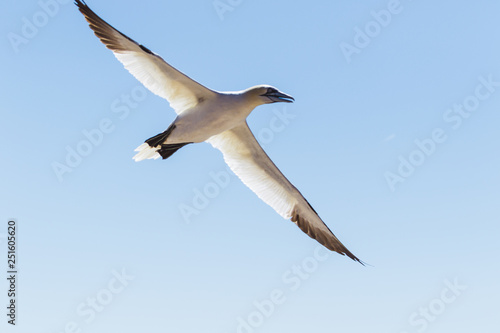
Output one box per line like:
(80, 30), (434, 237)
(75, 0), (216, 114)
(207, 123), (362, 263)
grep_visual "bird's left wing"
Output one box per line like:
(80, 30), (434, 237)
(75, 0), (216, 114)
(207, 123), (362, 263)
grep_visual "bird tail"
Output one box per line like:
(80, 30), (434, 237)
(133, 141), (193, 161)
(133, 143), (161, 161)
(133, 123), (193, 161)
(133, 123), (176, 161)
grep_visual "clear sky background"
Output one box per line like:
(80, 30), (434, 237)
(1, 0), (499, 332)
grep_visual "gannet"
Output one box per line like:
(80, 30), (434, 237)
(75, 0), (362, 264)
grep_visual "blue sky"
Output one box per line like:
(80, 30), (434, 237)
(1, 0), (499, 332)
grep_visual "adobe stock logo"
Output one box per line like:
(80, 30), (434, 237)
(52, 86), (148, 182)
(235, 246), (331, 333)
(339, 0), (412, 64)
(385, 75), (500, 192)
(54, 268), (135, 333)
(213, 0), (244, 21)
(7, 0), (72, 53)
(400, 278), (467, 333)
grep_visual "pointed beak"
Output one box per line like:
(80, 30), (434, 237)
(263, 91), (295, 103)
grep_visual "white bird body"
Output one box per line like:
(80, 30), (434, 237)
(133, 89), (266, 160)
(158, 92), (255, 144)
(76, 0), (362, 264)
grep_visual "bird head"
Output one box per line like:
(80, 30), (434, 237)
(245, 85), (295, 105)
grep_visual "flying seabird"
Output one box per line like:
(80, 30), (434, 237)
(75, 0), (362, 264)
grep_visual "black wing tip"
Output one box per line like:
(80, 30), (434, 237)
(342, 251), (367, 266)
(74, 0), (103, 26)
(74, 0), (87, 10)
(327, 240), (366, 266)
(292, 209), (366, 265)
(75, 0), (156, 57)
